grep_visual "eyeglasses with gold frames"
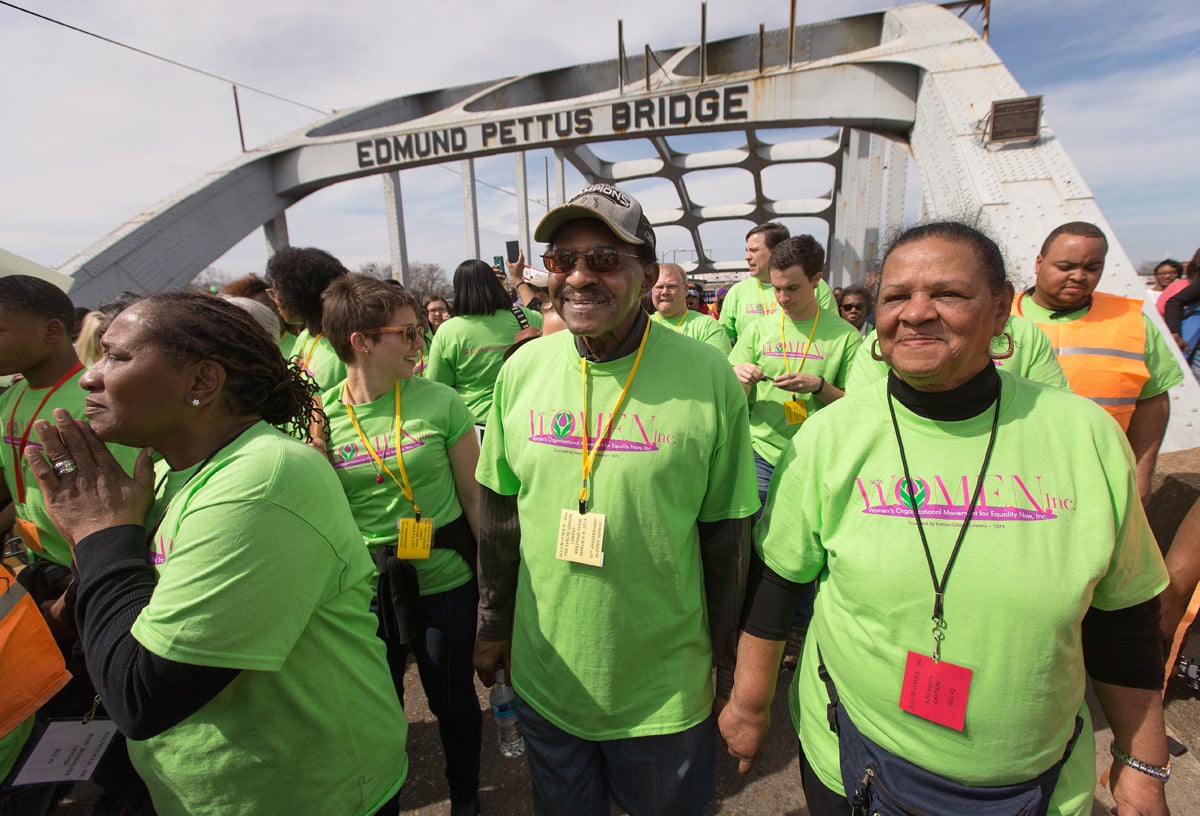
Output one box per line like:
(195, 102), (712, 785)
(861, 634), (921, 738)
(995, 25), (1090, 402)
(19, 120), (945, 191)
(366, 324), (421, 342)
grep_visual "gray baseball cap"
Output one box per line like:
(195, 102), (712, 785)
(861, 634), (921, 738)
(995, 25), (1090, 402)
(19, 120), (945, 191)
(534, 184), (656, 252)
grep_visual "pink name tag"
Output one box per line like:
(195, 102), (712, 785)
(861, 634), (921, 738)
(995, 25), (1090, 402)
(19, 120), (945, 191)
(899, 650), (972, 732)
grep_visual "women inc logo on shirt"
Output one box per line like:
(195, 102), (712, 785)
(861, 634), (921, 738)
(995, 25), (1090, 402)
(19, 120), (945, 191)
(856, 472), (1066, 523)
(334, 431), (426, 470)
(528, 409), (674, 452)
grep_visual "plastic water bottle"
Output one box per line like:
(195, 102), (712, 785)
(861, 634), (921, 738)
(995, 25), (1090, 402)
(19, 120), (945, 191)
(490, 668), (525, 758)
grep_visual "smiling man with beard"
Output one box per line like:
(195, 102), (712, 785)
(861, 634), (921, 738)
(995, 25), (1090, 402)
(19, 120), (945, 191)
(472, 185), (759, 816)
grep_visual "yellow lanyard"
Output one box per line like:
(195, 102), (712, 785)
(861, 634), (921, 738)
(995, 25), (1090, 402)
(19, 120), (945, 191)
(781, 308), (820, 392)
(578, 320), (652, 513)
(343, 382), (421, 519)
(672, 311), (687, 330)
(757, 280), (777, 317)
(298, 333), (323, 372)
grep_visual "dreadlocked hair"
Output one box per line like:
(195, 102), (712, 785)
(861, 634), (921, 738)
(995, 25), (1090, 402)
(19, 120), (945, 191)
(133, 292), (323, 442)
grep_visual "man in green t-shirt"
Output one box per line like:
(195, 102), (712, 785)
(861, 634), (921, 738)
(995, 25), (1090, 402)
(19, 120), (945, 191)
(474, 184), (759, 815)
(1014, 222), (1184, 503)
(729, 236), (861, 508)
(718, 222), (836, 347)
(0, 276), (138, 576)
(650, 263), (730, 354)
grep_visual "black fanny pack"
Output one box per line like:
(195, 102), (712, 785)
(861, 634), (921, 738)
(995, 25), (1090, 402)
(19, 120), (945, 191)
(373, 514), (477, 646)
(817, 648), (1083, 816)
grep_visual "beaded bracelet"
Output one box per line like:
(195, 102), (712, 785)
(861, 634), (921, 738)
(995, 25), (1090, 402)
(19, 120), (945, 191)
(1110, 741), (1171, 782)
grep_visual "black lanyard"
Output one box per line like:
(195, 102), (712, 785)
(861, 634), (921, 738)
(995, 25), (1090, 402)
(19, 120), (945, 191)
(886, 379), (1001, 662)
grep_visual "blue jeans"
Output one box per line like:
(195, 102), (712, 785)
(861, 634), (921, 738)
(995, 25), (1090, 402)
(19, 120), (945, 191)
(379, 579), (481, 806)
(514, 694), (716, 816)
(753, 450), (775, 523)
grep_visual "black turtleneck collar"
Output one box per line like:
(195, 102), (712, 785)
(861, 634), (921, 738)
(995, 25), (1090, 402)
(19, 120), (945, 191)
(1023, 286), (1092, 319)
(887, 363), (1000, 421)
(574, 308), (650, 363)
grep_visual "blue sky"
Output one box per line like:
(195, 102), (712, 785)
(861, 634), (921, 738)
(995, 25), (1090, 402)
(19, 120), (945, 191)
(1, 0), (1196, 286)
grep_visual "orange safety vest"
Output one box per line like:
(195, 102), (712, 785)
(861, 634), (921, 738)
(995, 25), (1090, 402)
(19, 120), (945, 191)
(1014, 292), (1149, 431)
(0, 565), (71, 737)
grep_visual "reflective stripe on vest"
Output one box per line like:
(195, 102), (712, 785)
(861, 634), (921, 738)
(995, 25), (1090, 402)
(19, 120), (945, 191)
(0, 569), (72, 737)
(1054, 347), (1145, 361)
(1017, 293), (1149, 432)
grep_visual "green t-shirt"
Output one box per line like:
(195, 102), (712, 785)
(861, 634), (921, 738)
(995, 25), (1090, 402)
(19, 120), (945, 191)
(717, 275), (835, 346)
(412, 331), (435, 378)
(323, 377), (475, 596)
(1017, 297), (1183, 399)
(131, 423), (407, 816)
(757, 371), (1167, 813)
(0, 368), (139, 567)
(426, 308), (543, 424)
(846, 316), (1069, 393)
(277, 331), (298, 360)
(729, 308), (861, 466)
(0, 715), (33, 780)
(477, 325), (759, 740)
(291, 329), (347, 392)
(651, 310), (731, 355)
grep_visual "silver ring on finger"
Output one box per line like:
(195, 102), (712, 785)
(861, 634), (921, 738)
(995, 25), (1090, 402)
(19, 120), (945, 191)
(52, 459), (78, 476)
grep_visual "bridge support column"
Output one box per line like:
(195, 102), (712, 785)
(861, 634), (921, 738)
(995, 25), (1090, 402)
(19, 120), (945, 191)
(462, 159), (480, 260)
(263, 213), (289, 256)
(382, 171), (410, 285)
(515, 152), (531, 260)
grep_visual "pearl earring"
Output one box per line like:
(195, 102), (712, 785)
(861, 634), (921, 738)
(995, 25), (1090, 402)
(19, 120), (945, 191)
(191, 398), (201, 407)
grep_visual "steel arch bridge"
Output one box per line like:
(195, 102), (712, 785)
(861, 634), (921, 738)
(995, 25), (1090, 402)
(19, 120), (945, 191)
(60, 1), (1200, 449)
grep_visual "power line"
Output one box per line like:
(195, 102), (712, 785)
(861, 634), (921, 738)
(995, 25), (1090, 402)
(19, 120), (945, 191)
(435, 163), (549, 209)
(5, 1), (564, 207)
(0, 0), (329, 115)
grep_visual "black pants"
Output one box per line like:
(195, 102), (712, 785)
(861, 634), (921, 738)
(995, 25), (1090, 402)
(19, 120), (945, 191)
(799, 740), (850, 815)
(379, 579), (482, 806)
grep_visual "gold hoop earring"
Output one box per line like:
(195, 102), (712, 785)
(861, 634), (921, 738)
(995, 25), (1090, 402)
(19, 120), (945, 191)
(870, 339), (885, 362)
(988, 332), (1015, 361)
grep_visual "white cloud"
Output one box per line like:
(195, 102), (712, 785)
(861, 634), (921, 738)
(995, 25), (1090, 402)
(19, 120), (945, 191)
(1034, 50), (1200, 260)
(1, 0), (1191, 286)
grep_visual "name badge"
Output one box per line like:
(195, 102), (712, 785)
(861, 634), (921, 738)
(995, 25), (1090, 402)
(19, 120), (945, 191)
(396, 517), (433, 559)
(13, 719), (118, 785)
(899, 650), (972, 732)
(784, 398), (808, 426)
(556, 509), (605, 567)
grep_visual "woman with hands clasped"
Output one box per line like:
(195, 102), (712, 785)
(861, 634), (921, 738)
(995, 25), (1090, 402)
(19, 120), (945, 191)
(26, 293), (408, 816)
(720, 223), (1171, 816)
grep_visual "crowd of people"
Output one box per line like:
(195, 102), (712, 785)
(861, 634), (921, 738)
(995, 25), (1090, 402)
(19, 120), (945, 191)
(1, 181), (1198, 816)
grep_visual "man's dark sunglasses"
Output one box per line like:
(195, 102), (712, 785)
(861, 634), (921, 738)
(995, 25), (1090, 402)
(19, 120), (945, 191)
(542, 248), (642, 275)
